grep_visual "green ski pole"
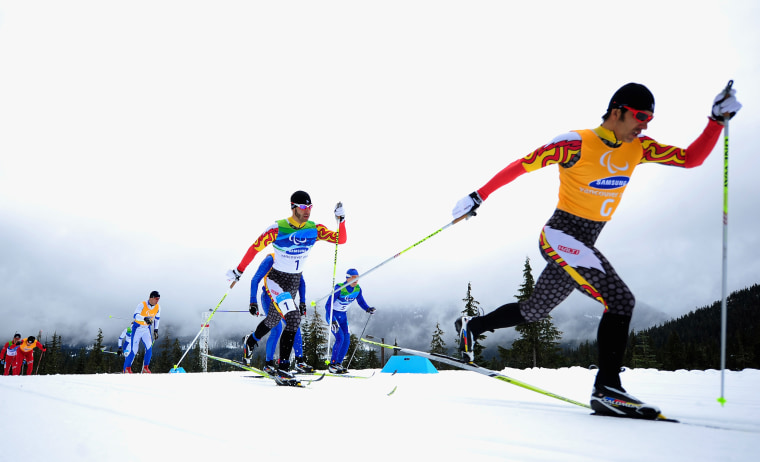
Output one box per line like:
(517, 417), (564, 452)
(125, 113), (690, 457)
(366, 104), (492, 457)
(718, 79), (733, 407)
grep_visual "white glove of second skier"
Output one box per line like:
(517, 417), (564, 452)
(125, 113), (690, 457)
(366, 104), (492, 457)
(226, 268), (242, 283)
(711, 87), (742, 122)
(452, 191), (483, 219)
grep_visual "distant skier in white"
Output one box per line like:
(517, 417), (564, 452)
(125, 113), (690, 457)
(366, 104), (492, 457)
(123, 290), (161, 374)
(117, 326), (133, 359)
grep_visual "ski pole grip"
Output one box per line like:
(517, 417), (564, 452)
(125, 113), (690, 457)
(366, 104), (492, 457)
(453, 210), (476, 224)
(721, 79), (734, 118)
(724, 79), (733, 95)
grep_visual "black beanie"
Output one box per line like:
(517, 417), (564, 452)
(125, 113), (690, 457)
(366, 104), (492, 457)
(150, 290), (160, 298)
(608, 83), (655, 112)
(290, 190), (312, 206)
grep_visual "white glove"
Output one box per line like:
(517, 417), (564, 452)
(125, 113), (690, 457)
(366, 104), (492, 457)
(331, 320), (339, 333)
(452, 192), (482, 219)
(711, 87), (742, 122)
(226, 268), (242, 282)
(334, 202), (345, 223)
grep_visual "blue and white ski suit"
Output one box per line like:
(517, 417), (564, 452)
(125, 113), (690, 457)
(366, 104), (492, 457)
(325, 281), (373, 364)
(124, 300), (160, 369)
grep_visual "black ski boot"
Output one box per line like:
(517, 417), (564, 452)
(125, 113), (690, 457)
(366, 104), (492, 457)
(262, 359), (276, 375)
(294, 357), (313, 373)
(243, 334), (258, 365)
(274, 359), (300, 386)
(591, 383), (661, 420)
(454, 316), (475, 363)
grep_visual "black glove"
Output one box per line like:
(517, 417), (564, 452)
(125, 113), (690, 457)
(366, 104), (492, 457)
(153, 330), (159, 341)
(249, 302), (259, 316)
(367, 307), (376, 315)
(144, 317), (153, 326)
(299, 302), (307, 316)
(117, 348), (123, 357)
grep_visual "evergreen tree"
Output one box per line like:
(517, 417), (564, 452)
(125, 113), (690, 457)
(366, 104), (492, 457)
(351, 341), (367, 369)
(631, 332), (659, 369)
(661, 330), (686, 371)
(459, 282), (487, 363)
(364, 348), (381, 369)
(511, 257), (563, 368)
(429, 322), (452, 370)
(302, 305), (328, 369)
(39, 332), (62, 375)
(187, 340), (203, 373)
(494, 345), (512, 370)
(153, 329), (172, 372)
(85, 329), (106, 374)
(429, 322), (447, 355)
(345, 334), (360, 368)
(74, 347), (87, 374)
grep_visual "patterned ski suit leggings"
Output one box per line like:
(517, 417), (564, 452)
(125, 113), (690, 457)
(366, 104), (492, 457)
(519, 209), (635, 322)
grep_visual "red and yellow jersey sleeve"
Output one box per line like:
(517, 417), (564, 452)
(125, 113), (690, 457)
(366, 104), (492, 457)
(639, 118), (723, 168)
(237, 224), (279, 273)
(316, 221), (347, 244)
(477, 134), (581, 200)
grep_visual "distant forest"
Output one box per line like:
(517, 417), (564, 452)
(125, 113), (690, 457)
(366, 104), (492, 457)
(556, 283), (760, 372)
(6, 284), (759, 375)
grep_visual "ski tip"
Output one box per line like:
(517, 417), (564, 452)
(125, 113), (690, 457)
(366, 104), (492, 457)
(387, 385), (398, 396)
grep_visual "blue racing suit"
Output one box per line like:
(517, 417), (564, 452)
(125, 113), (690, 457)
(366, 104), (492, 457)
(325, 283), (372, 364)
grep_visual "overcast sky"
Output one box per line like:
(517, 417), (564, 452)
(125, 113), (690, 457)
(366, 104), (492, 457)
(1, 1), (758, 351)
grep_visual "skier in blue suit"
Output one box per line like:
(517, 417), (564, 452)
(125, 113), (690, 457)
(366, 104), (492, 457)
(246, 254), (312, 373)
(325, 268), (375, 374)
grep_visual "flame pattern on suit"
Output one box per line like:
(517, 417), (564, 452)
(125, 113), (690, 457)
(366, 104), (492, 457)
(640, 137), (687, 166)
(539, 229), (609, 311)
(522, 139), (582, 172)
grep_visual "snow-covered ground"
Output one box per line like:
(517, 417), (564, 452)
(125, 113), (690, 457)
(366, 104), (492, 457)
(1, 365), (758, 461)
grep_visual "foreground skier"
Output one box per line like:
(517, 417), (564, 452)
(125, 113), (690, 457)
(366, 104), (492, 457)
(452, 82), (741, 419)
